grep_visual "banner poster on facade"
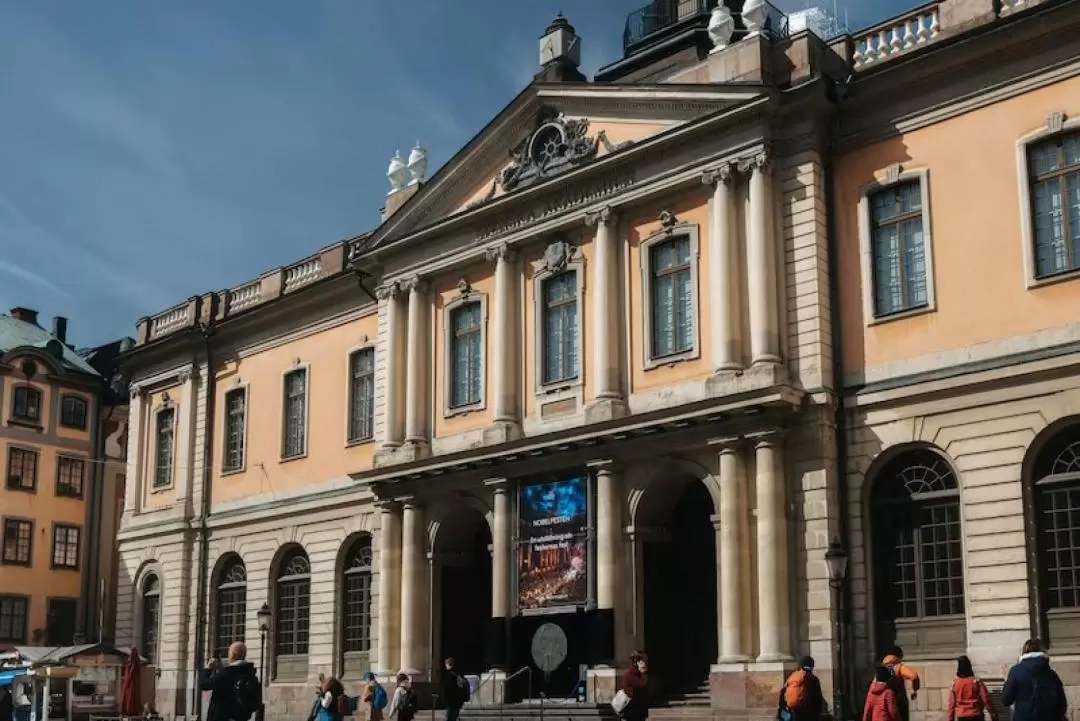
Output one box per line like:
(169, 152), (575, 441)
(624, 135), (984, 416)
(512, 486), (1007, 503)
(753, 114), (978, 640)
(517, 475), (589, 612)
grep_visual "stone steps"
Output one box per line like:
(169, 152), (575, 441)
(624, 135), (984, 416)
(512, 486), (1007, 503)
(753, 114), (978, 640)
(458, 702), (618, 721)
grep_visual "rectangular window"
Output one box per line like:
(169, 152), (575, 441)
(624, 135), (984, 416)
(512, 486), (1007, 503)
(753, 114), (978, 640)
(1029, 132), (1080, 278)
(56, 456), (85, 498)
(60, 396), (88, 429)
(222, 388), (246, 472)
(282, 369), (307, 458)
(348, 349), (375, 443)
(2, 519), (32, 566)
(52, 524), (80, 569)
(154, 408), (175, 488)
(450, 302), (483, 408)
(0, 596), (28, 643)
(11, 386), (41, 423)
(650, 237), (694, 358)
(542, 271), (579, 385)
(6, 448), (38, 491)
(869, 180), (928, 317)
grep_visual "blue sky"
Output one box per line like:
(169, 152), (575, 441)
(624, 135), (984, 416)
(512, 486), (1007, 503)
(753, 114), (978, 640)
(0, 0), (911, 345)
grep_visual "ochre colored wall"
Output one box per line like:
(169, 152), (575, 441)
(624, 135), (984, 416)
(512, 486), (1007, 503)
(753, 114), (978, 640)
(209, 314), (379, 507)
(836, 75), (1080, 376)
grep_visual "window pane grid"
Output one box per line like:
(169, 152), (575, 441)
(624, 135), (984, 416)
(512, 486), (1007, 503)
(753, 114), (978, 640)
(650, 237), (694, 358)
(154, 409), (175, 488)
(6, 448), (37, 491)
(142, 587), (160, 664)
(52, 525), (80, 569)
(1030, 134), (1080, 278)
(223, 390), (246, 472)
(0, 597), (28, 643)
(12, 386), (41, 422)
(542, 271), (579, 385)
(450, 303), (483, 408)
(56, 457), (85, 497)
(870, 181), (927, 316)
(2, 520), (31, 565)
(283, 370), (307, 458)
(60, 396), (87, 428)
(1038, 484), (1080, 609)
(276, 551), (310, 657)
(348, 350), (375, 442)
(215, 586), (247, 657)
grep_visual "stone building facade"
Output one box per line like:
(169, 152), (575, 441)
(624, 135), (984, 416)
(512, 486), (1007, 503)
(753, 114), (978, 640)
(113, 1), (1080, 721)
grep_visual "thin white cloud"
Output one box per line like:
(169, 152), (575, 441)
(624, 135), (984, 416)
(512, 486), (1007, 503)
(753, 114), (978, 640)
(0, 260), (70, 298)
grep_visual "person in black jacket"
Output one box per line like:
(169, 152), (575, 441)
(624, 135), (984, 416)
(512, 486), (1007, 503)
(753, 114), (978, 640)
(440, 658), (467, 721)
(199, 642), (262, 721)
(1001, 638), (1067, 721)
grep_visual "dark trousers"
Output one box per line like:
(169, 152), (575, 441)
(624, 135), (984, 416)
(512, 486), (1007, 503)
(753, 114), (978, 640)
(445, 705), (461, 721)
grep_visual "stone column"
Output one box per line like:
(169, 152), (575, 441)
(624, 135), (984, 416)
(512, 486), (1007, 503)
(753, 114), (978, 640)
(377, 503), (403, 674)
(379, 283), (406, 447)
(124, 387), (144, 517)
(716, 441), (750, 662)
(585, 206), (622, 402)
(754, 431), (792, 661)
(487, 479), (511, 668)
(703, 163), (742, 371)
(592, 460), (620, 663)
(400, 501), (427, 675)
(404, 277), (430, 446)
(485, 244), (519, 425)
(743, 151), (781, 365)
(174, 370), (196, 510)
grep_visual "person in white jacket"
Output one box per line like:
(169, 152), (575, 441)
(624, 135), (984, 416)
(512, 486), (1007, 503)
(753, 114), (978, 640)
(386, 673), (417, 721)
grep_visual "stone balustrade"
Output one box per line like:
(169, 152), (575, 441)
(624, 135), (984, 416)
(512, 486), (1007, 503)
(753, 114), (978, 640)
(852, 4), (940, 69)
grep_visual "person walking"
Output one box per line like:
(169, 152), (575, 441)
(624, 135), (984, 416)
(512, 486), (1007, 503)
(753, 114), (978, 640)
(946, 656), (998, 721)
(440, 658), (468, 721)
(387, 673), (418, 721)
(881, 646), (920, 721)
(620, 652), (650, 721)
(0, 687), (14, 721)
(1001, 638), (1067, 721)
(777, 656), (827, 721)
(863, 666), (900, 721)
(198, 642), (261, 721)
(358, 672), (387, 721)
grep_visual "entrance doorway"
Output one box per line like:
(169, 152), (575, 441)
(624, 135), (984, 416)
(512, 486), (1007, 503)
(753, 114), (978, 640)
(642, 479), (717, 696)
(436, 507), (493, 675)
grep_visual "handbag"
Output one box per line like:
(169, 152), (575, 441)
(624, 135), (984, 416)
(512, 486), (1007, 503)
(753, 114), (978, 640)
(611, 690), (631, 715)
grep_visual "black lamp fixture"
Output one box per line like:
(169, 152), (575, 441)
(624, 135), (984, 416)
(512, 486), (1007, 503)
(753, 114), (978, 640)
(824, 538), (850, 721)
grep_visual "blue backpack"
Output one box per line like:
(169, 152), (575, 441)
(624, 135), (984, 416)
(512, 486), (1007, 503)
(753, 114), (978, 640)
(372, 684), (388, 711)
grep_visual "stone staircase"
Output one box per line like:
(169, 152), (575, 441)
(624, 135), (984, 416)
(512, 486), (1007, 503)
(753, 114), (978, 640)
(654, 680), (712, 708)
(457, 701), (618, 721)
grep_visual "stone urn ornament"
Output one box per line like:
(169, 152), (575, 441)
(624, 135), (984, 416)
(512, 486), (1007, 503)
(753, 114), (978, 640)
(742, 0), (768, 38)
(407, 141), (428, 186)
(387, 150), (407, 194)
(708, 2), (735, 52)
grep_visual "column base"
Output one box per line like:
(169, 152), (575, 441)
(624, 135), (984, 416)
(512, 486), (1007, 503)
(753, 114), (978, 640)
(756, 652), (794, 664)
(706, 360), (786, 395)
(708, 661), (794, 712)
(585, 667), (620, 703)
(584, 397), (630, 424)
(482, 420), (523, 445)
(751, 355), (783, 367)
(485, 616), (508, 669)
(374, 441), (430, 466)
(473, 670), (507, 705)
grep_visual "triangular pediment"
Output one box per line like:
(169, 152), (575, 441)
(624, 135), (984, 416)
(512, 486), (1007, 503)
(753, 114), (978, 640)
(366, 82), (764, 250)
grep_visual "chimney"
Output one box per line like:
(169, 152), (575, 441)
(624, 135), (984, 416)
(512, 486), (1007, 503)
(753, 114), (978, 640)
(53, 316), (68, 344)
(536, 13), (586, 83)
(9, 307), (40, 326)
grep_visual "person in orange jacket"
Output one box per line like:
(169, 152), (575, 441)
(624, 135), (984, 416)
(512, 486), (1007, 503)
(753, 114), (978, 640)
(881, 646), (920, 721)
(946, 656), (998, 721)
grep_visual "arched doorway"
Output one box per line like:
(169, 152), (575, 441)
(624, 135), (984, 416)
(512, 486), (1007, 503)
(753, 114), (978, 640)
(435, 506), (493, 674)
(640, 478), (717, 696)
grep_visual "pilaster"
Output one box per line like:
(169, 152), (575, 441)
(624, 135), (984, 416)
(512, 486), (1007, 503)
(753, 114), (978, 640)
(403, 276), (431, 452)
(378, 282), (406, 449)
(584, 206), (629, 422)
(485, 243), (522, 436)
(123, 386), (145, 519)
(703, 164), (743, 372)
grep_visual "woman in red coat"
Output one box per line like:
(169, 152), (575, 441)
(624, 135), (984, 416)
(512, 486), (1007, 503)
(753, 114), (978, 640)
(621, 653), (649, 721)
(863, 666), (900, 721)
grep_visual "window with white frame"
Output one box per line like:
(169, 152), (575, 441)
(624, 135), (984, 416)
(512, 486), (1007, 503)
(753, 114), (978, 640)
(222, 388), (246, 472)
(347, 349), (375, 443)
(51, 524), (80, 569)
(1027, 131), (1080, 279)
(449, 302), (483, 408)
(541, 271), (579, 385)
(282, 368), (307, 459)
(154, 407), (175, 488)
(141, 575), (161, 664)
(649, 236), (694, 358)
(868, 180), (929, 317)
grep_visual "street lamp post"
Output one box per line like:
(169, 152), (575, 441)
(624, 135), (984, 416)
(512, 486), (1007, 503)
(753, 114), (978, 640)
(257, 603), (272, 721)
(824, 538), (850, 721)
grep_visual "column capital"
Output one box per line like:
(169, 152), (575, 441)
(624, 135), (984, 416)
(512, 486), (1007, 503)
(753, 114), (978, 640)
(587, 458), (618, 475)
(709, 513), (723, 531)
(177, 369), (193, 385)
(375, 281), (400, 300)
(584, 205), (615, 228)
(707, 436), (745, 453)
(747, 428), (786, 447)
(701, 162), (734, 186)
(484, 242), (516, 264)
(375, 499), (403, 514)
(736, 148), (771, 174)
(484, 477), (511, 492)
(401, 275), (428, 294)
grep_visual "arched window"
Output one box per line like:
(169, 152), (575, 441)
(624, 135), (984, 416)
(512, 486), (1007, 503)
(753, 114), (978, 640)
(141, 575), (161, 664)
(1030, 422), (1080, 646)
(214, 557), (247, 658)
(275, 548), (311, 667)
(341, 536), (373, 675)
(870, 448), (966, 655)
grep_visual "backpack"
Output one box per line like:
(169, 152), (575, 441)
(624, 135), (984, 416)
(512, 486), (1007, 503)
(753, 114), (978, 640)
(1031, 672), (1064, 721)
(400, 689), (419, 719)
(335, 694), (352, 718)
(372, 684), (389, 711)
(783, 669), (812, 711)
(232, 673), (260, 721)
(457, 675), (471, 704)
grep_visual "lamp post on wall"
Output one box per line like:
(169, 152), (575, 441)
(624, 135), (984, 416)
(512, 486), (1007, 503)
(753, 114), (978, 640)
(257, 603), (272, 721)
(824, 538), (850, 721)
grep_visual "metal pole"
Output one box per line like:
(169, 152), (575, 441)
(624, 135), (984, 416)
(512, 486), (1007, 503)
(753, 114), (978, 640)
(831, 579), (845, 721)
(257, 629), (267, 721)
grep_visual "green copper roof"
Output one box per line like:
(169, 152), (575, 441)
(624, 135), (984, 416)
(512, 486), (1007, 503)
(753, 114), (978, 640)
(0, 314), (100, 376)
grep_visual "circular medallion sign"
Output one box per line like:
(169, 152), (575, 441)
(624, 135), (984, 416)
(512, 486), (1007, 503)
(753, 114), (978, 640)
(531, 622), (568, 673)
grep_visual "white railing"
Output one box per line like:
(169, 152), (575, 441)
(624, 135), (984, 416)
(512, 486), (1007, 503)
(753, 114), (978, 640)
(852, 4), (939, 69)
(150, 306), (188, 338)
(229, 280), (261, 312)
(284, 258), (321, 292)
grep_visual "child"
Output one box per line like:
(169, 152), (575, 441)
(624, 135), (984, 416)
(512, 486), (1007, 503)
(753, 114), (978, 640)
(863, 666), (900, 721)
(946, 656), (998, 721)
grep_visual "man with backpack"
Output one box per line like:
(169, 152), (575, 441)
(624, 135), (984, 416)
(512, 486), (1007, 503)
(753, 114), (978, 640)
(777, 656), (827, 721)
(387, 673), (418, 721)
(199, 642), (261, 721)
(1001, 638), (1067, 721)
(881, 646), (920, 721)
(440, 658), (469, 721)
